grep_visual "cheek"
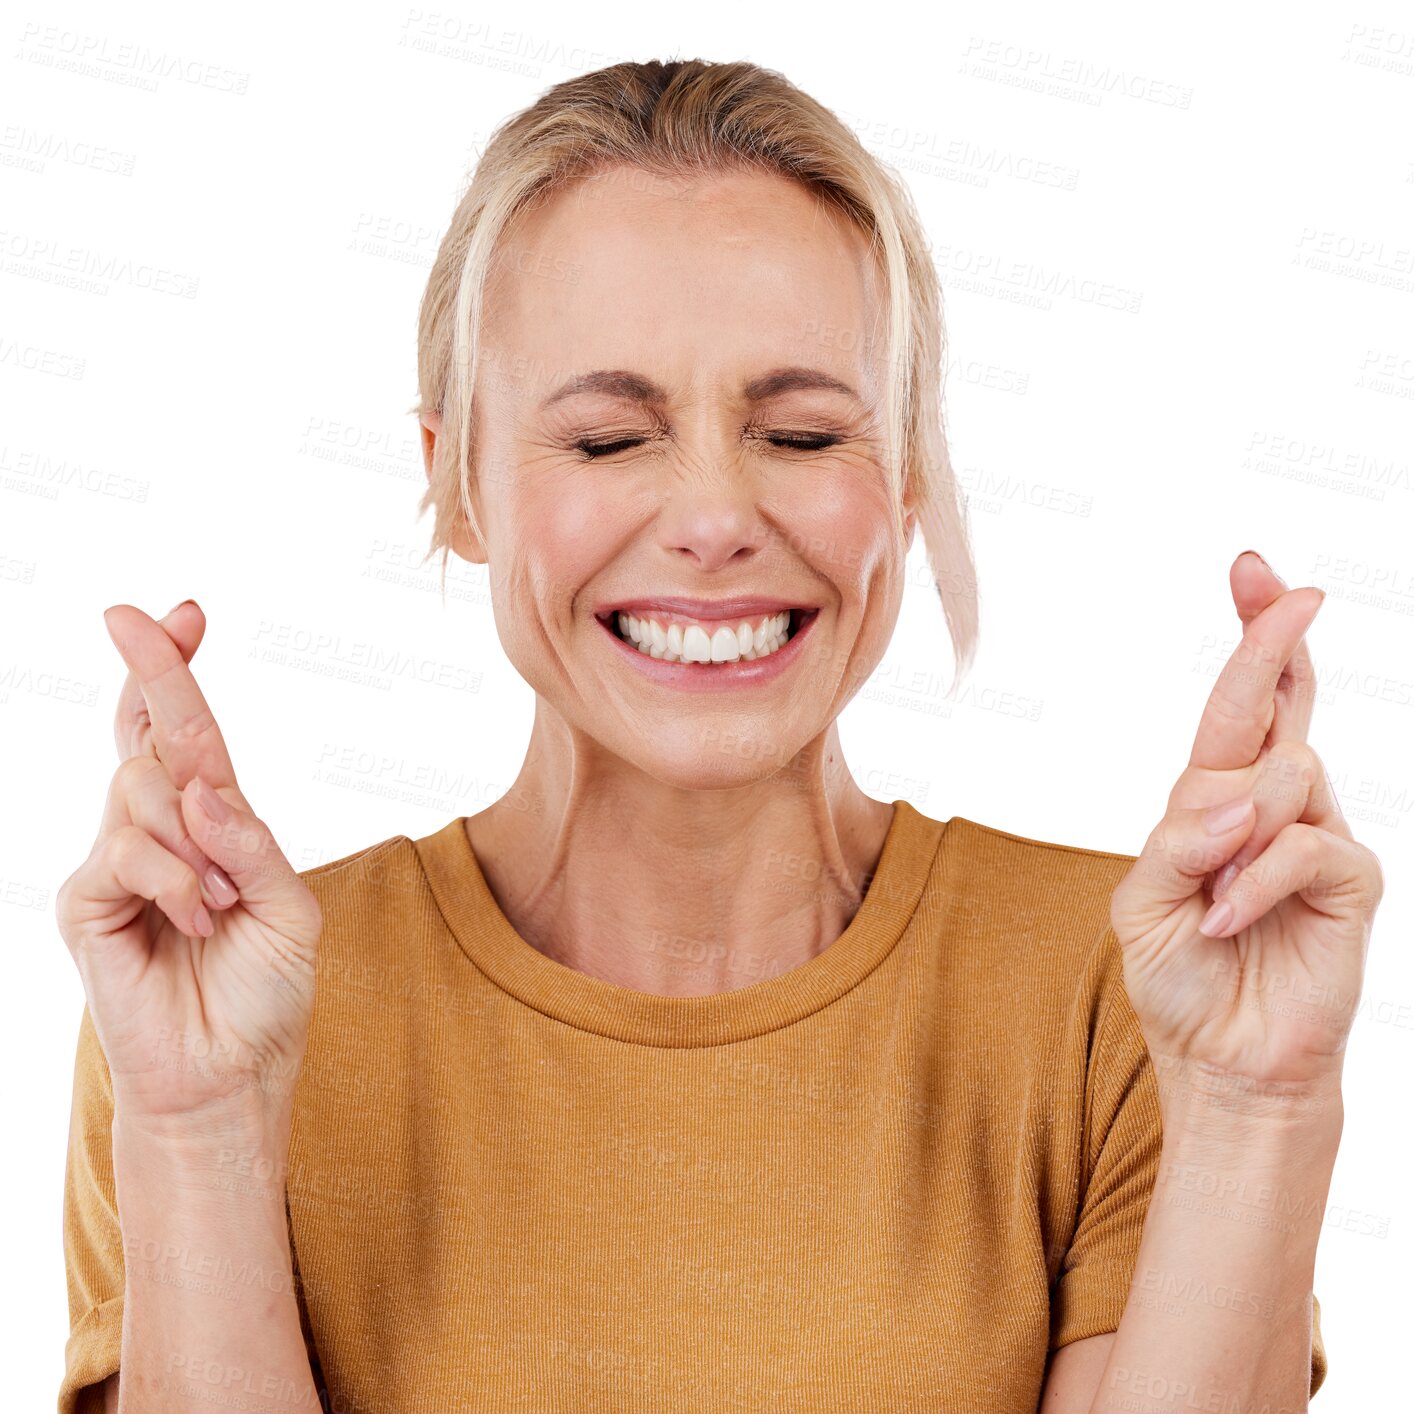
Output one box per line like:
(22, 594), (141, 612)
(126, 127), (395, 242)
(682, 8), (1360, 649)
(781, 475), (894, 599)
(507, 475), (619, 615)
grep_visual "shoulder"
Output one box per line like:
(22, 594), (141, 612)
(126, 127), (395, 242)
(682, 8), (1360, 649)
(941, 813), (1139, 873)
(936, 814), (1139, 928)
(923, 813), (1145, 1034)
(296, 831), (428, 905)
(291, 829), (452, 1069)
(294, 830), (442, 983)
(291, 816), (478, 960)
(939, 815), (1139, 934)
(297, 832), (411, 882)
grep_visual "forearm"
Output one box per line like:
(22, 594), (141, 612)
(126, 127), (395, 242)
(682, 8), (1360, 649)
(1089, 1061), (1342, 1414)
(112, 1103), (320, 1414)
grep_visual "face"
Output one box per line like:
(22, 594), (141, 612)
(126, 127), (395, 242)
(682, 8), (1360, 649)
(427, 163), (917, 790)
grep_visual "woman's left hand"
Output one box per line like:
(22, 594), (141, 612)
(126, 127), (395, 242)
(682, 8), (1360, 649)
(1109, 550), (1384, 1102)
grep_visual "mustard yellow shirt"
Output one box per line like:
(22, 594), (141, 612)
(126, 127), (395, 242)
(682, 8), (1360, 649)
(61, 800), (1327, 1410)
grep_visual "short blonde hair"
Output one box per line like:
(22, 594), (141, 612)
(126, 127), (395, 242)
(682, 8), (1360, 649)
(413, 58), (978, 694)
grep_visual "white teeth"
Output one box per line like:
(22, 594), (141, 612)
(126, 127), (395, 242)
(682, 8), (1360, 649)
(683, 625), (712, 662)
(614, 610), (795, 664)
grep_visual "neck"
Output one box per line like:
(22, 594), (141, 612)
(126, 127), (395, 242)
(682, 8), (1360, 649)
(463, 699), (896, 997)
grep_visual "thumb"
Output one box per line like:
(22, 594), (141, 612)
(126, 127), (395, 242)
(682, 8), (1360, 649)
(1111, 796), (1257, 939)
(181, 775), (321, 946)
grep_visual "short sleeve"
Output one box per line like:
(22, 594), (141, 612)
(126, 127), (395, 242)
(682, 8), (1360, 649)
(1048, 952), (1329, 1397)
(57, 1004), (327, 1413)
(58, 1004), (124, 1414)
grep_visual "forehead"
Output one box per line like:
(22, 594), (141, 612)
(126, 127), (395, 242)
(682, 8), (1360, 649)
(481, 164), (885, 403)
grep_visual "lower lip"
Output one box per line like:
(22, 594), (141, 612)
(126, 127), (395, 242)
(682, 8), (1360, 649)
(596, 610), (820, 692)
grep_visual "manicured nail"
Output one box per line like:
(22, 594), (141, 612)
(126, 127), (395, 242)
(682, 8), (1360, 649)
(203, 863), (238, 905)
(1199, 899), (1235, 937)
(193, 903), (214, 937)
(1203, 796), (1253, 834)
(193, 775), (233, 823)
(167, 598), (198, 616)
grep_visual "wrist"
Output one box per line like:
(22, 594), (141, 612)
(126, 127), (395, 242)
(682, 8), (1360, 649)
(111, 1123), (301, 1310)
(113, 1096), (293, 1177)
(1150, 1054), (1344, 1156)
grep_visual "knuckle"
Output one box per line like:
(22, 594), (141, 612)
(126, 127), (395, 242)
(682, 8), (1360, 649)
(103, 823), (148, 871)
(167, 702), (217, 747)
(1266, 738), (1321, 788)
(112, 752), (163, 799)
(1204, 686), (1249, 726)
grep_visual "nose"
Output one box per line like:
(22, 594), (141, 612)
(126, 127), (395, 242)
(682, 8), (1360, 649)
(654, 439), (769, 573)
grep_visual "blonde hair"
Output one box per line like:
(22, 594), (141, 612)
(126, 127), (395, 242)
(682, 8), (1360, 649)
(413, 58), (978, 695)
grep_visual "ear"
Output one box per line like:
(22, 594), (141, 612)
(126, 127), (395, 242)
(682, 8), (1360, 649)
(420, 408), (488, 566)
(419, 409), (443, 483)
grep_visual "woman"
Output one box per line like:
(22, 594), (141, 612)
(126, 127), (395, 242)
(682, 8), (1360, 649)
(58, 59), (1380, 1412)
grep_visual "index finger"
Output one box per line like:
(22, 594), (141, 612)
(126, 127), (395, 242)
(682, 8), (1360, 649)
(1188, 583), (1325, 774)
(1229, 551), (1318, 747)
(103, 603), (239, 791)
(113, 600), (206, 761)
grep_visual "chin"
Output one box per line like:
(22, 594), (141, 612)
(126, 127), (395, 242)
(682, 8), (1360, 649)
(600, 715), (814, 793)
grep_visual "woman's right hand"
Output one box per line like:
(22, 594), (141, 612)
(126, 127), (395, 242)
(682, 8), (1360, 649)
(56, 601), (323, 1136)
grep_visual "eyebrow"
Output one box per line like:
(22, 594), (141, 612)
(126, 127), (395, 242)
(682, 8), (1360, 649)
(538, 366), (863, 410)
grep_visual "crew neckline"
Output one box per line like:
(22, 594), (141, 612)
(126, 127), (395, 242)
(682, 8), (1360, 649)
(411, 799), (949, 1048)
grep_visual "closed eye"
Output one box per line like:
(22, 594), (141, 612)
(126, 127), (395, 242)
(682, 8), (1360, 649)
(574, 437), (647, 459)
(765, 433), (842, 452)
(573, 433), (843, 460)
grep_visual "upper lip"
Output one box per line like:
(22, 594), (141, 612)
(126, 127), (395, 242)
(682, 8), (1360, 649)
(596, 596), (817, 622)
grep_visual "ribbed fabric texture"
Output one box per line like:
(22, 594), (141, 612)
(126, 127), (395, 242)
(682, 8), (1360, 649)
(60, 800), (1327, 1411)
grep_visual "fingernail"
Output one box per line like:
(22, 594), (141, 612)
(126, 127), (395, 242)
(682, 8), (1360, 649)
(1238, 550), (1286, 587)
(193, 903), (214, 938)
(1203, 795), (1253, 834)
(193, 775), (233, 823)
(1199, 899), (1235, 937)
(167, 598), (198, 616)
(203, 863), (238, 905)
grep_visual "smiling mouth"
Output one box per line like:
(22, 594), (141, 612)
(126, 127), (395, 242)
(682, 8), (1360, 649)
(597, 607), (816, 664)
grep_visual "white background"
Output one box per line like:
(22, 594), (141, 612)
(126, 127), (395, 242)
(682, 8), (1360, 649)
(5, 1), (1412, 1407)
